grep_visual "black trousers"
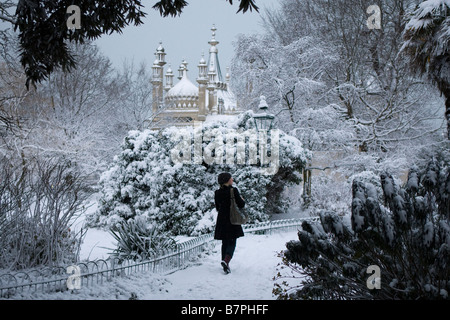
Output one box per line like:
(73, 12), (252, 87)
(221, 238), (237, 261)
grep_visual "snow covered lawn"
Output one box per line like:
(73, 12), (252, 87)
(10, 230), (301, 300)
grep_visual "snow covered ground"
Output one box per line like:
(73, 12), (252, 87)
(8, 229), (302, 300)
(138, 231), (301, 300)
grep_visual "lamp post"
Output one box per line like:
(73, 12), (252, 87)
(252, 96), (275, 172)
(252, 96), (275, 132)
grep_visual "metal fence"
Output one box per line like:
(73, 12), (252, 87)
(0, 217), (319, 298)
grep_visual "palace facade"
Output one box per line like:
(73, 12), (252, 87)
(150, 25), (240, 129)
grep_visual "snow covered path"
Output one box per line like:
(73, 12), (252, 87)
(141, 231), (298, 300)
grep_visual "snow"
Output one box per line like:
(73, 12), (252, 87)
(383, 177), (395, 198)
(79, 228), (116, 261)
(166, 73), (198, 98)
(138, 232), (299, 300)
(414, 0), (450, 21)
(203, 114), (241, 127)
(5, 230), (300, 300)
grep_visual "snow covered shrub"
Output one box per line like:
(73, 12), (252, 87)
(0, 156), (89, 270)
(274, 153), (449, 300)
(349, 170), (383, 202)
(109, 216), (176, 261)
(87, 111), (310, 236)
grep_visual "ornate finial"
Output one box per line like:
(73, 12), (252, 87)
(181, 58), (188, 71)
(209, 24), (219, 46)
(178, 63), (185, 80)
(199, 52), (206, 65)
(166, 63), (173, 74)
(157, 41), (164, 52)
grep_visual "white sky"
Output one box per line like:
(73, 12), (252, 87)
(94, 0), (278, 74)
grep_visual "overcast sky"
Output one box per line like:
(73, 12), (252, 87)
(94, 0), (278, 76)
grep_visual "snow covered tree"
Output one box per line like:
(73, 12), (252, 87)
(274, 150), (449, 300)
(87, 111), (310, 237)
(402, 0), (450, 139)
(232, 0), (445, 153)
(233, 0), (446, 219)
(1, 38), (131, 178)
(115, 60), (154, 132)
(34, 42), (124, 175)
(231, 34), (337, 126)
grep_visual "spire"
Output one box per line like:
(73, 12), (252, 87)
(209, 24), (219, 47)
(207, 24), (223, 83)
(181, 58), (188, 73)
(178, 59), (188, 80)
(199, 52), (206, 65)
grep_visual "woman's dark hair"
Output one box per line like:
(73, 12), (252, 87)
(217, 172), (232, 187)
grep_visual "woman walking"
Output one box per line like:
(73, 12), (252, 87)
(214, 172), (245, 274)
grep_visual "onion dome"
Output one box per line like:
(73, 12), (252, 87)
(167, 62), (198, 99)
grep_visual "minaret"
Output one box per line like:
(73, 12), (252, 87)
(164, 64), (174, 92)
(208, 64), (218, 115)
(197, 53), (208, 121)
(207, 25), (220, 79)
(207, 25), (219, 115)
(151, 42), (166, 114)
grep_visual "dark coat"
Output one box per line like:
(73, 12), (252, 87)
(214, 185), (245, 240)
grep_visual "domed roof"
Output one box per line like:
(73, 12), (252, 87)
(167, 73), (198, 98)
(157, 43), (164, 52)
(199, 54), (206, 65)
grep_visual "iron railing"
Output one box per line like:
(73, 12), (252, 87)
(0, 217), (318, 298)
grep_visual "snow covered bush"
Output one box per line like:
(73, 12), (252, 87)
(0, 156), (89, 270)
(109, 216), (176, 261)
(87, 111), (310, 237)
(307, 159), (404, 218)
(274, 151), (449, 299)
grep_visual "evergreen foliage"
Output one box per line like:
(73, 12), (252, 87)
(109, 216), (176, 261)
(402, 0), (450, 139)
(274, 151), (449, 299)
(87, 112), (310, 237)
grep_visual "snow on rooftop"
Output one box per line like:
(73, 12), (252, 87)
(167, 73), (198, 98)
